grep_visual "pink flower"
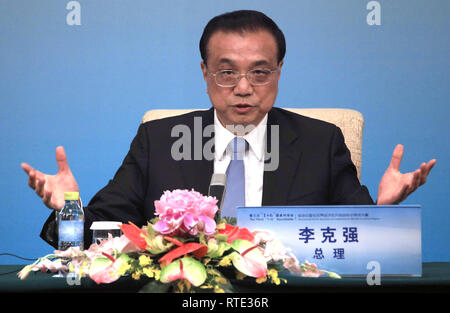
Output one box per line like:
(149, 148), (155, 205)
(85, 234), (140, 260)
(18, 258), (68, 279)
(283, 253), (303, 274)
(252, 229), (275, 245)
(283, 255), (325, 277)
(300, 261), (324, 277)
(18, 265), (33, 280)
(263, 239), (289, 262)
(153, 212), (184, 235)
(54, 246), (84, 258)
(183, 214), (216, 236)
(153, 189), (218, 236)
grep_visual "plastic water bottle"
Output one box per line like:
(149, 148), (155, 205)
(58, 192), (84, 251)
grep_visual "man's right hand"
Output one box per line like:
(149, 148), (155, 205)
(21, 146), (79, 211)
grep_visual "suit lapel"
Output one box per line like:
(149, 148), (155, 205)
(177, 108), (215, 195)
(262, 109), (303, 205)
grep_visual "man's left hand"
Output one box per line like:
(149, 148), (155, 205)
(377, 144), (436, 205)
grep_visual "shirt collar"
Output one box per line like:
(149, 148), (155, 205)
(214, 110), (267, 161)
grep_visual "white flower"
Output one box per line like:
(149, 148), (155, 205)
(263, 239), (289, 262)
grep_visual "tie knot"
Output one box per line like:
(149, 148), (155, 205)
(229, 137), (247, 159)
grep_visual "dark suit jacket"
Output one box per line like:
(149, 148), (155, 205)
(41, 107), (374, 247)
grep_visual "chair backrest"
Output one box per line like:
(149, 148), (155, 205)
(142, 108), (364, 180)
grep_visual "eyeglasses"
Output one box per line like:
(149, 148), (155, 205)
(207, 67), (278, 87)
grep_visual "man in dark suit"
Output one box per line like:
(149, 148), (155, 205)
(21, 10), (435, 248)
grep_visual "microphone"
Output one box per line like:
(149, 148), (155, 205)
(208, 173), (226, 221)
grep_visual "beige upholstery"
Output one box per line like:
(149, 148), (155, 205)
(142, 108), (364, 181)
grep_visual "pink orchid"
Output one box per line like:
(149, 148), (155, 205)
(37, 258), (68, 273)
(252, 229), (275, 245)
(18, 257), (68, 279)
(54, 246), (85, 258)
(153, 213), (184, 235)
(283, 253), (303, 274)
(182, 214), (216, 236)
(300, 261), (325, 277)
(263, 239), (289, 262)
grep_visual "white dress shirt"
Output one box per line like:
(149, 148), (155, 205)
(213, 110), (267, 207)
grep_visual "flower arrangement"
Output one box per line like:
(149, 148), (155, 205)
(19, 189), (340, 292)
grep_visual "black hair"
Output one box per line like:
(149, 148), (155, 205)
(199, 10), (286, 65)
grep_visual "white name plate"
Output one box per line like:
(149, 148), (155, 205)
(237, 205), (422, 276)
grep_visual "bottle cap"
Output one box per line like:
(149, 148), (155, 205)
(64, 192), (79, 200)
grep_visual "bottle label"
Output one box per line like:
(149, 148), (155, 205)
(59, 220), (84, 242)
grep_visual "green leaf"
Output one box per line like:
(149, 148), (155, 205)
(222, 216), (237, 226)
(215, 234), (229, 242)
(198, 232), (207, 245)
(146, 221), (156, 239)
(207, 238), (232, 258)
(144, 234), (173, 254)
